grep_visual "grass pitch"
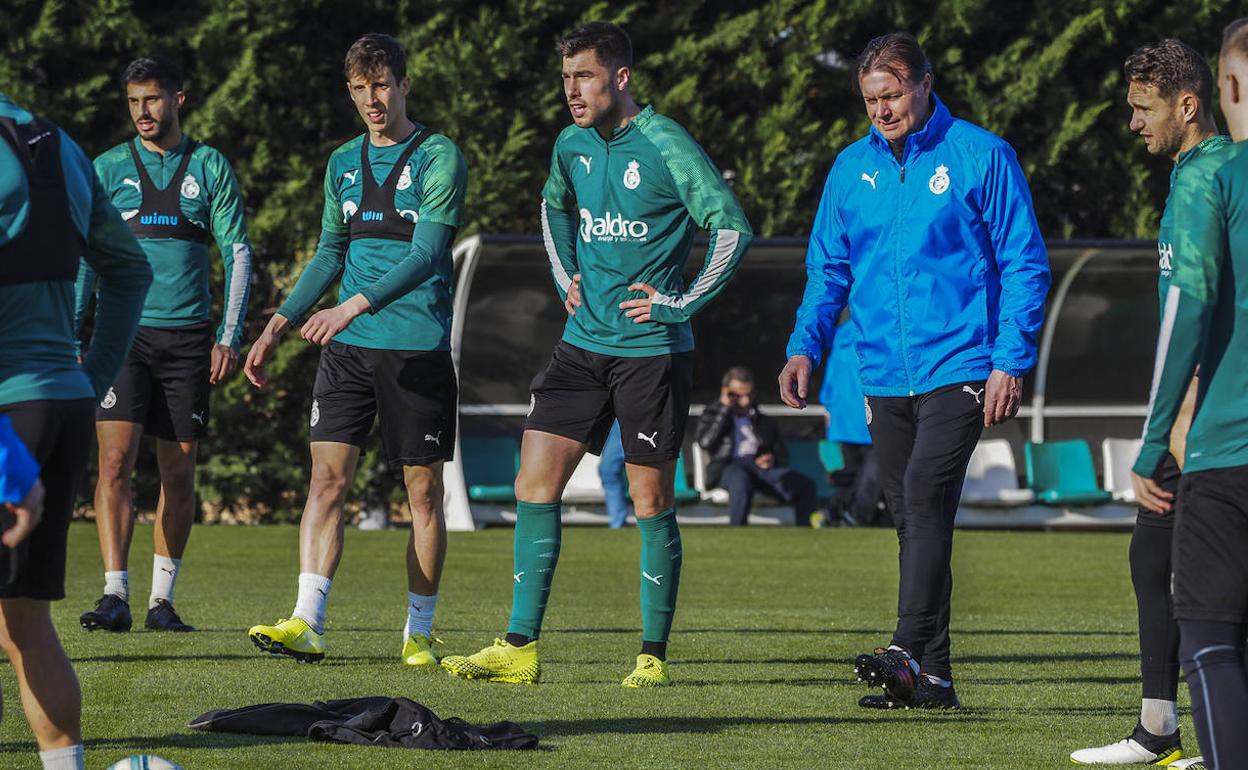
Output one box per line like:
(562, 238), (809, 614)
(0, 523), (1173, 768)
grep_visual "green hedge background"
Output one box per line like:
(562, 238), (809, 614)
(2, 0), (1237, 519)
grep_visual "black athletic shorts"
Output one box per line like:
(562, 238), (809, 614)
(0, 399), (93, 601)
(1172, 464), (1248, 624)
(1137, 452), (1182, 528)
(526, 341), (693, 464)
(96, 322), (213, 441)
(309, 342), (457, 469)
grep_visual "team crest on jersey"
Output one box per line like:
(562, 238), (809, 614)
(342, 200), (358, 223)
(397, 164), (414, 191)
(397, 209), (419, 224)
(181, 173), (200, 200)
(101, 387), (117, 410)
(310, 400), (320, 427)
(623, 160), (641, 190)
(864, 397), (872, 426)
(928, 164), (950, 195)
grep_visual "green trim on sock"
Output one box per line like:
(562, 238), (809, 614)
(638, 507), (682, 643)
(506, 501), (562, 639)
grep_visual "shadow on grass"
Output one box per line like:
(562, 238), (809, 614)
(528, 713), (993, 739)
(526, 627), (1133, 637)
(0, 732), (304, 755)
(71, 653), (403, 664)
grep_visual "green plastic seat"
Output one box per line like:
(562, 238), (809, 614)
(786, 439), (836, 501)
(1024, 440), (1114, 505)
(461, 436), (520, 503)
(674, 454), (699, 504)
(818, 440), (846, 474)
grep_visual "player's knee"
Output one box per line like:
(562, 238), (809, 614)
(631, 489), (674, 519)
(98, 446), (133, 484)
(406, 481), (443, 520)
(308, 465), (350, 503)
(514, 472), (559, 504)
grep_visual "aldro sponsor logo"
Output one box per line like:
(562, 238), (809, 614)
(579, 208), (649, 243)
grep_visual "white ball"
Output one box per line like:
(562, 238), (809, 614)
(106, 757), (183, 770)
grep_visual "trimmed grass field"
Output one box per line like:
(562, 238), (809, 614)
(0, 523), (1177, 768)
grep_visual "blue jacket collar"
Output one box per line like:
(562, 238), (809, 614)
(868, 93), (952, 157)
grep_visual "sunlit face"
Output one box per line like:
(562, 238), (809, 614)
(859, 69), (932, 143)
(561, 49), (625, 129)
(126, 80), (183, 142)
(1127, 81), (1188, 157)
(347, 67), (410, 133)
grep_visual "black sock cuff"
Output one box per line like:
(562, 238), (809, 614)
(640, 640), (667, 660)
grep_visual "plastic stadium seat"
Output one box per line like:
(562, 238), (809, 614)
(818, 440), (846, 473)
(961, 439), (1035, 506)
(562, 453), (605, 504)
(674, 455), (700, 505)
(786, 439), (835, 502)
(461, 436), (520, 503)
(1024, 440), (1114, 505)
(1101, 437), (1143, 503)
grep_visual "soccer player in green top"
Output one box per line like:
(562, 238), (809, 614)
(440, 21), (752, 688)
(243, 33), (468, 666)
(75, 56), (254, 634)
(1071, 39), (1228, 767)
(1129, 19), (1248, 770)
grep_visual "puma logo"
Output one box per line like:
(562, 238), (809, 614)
(122, 177), (143, 193)
(191, 411), (206, 425)
(861, 171), (879, 190)
(160, 567), (175, 575)
(343, 170), (358, 184)
(637, 431), (658, 448)
(513, 572), (525, 583)
(577, 155), (592, 174)
(425, 431), (441, 446)
(962, 385), (985, 405)
(642, 571), (663, 586)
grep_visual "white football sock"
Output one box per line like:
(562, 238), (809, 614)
(149, 554), (181, 609)
(1140, 697), (1179, 736)
(39, 744), (83, 770)
(403, 592), (437, 640)
(103, 570), (128, 601)
(923, 673), (952, 687)
(292, 572), (332, 633)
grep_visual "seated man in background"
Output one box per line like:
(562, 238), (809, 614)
(696, 366), (818, 526)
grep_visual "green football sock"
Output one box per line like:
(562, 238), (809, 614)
(506, 501), (562, 640)
(638, 507), (682, 643)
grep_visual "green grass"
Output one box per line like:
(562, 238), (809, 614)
(0, 523), (1174, 769)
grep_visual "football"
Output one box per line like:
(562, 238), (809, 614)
(106, 757), (183, 770)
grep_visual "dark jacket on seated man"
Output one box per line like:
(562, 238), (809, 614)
(696, 403), (787, 488)
(694, 369), (817, 526)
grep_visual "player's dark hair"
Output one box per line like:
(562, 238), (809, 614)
(557, 21), (633, 71)
(722, 366), (754, 386)
(122, 56), (183, 93)
(1223, 18), (1248, 60)
(1124, 39), (1213, 111)
(855, 32), (932, 93)
(344, 33), (407, 83)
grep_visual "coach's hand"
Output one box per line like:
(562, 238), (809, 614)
(209, 344), (238, 385)
(982, 370), (1022, 427)
(1131, 470), (1174, 514)
(778, 355), (813, 409)
(620, 282), (656, 323)
(2, 478), (44, 548)
(564, 274), (582, 316)
(302, 294), (371, 346)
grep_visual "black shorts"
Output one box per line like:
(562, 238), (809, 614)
(0, 399), (93, 601)
(526, 341), (693, 464)
(1172, 464), (1248, 624)
(309, 343), (457, 469)
(1137, 453), (1182, 528)
(96, 323), (213, 441)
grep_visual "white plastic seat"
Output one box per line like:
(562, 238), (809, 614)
(1102, 437), (1143, 503)
(561, 453), (606, 503)
(961, 438), (1035, 506)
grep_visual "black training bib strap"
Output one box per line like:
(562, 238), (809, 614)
(348, 128), (433, 243)
(0, 117), (85, 286)
(123, 138), (211, 244)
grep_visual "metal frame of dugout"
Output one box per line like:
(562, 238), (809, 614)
(437, 235), (1160, 531)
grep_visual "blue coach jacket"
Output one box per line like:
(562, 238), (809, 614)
(786, 95), (1050, 397)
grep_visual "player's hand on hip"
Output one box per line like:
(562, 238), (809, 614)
(564, 274), (582, 316)
(620, 282), (657, 323)
(778, 355), (812, 409)
(209, 343), (239, 385)
(302, 294), (370, 347)
(1131, 470), (1174, 514)
(2, 478), (44, 548)
(983, 370), (1022, 427)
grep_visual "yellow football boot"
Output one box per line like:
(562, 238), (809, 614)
(440, 638), (540, 684)
(248, 617), (325, 663)
(402, 633), (440, 667)
(622, 653), (672, 688)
